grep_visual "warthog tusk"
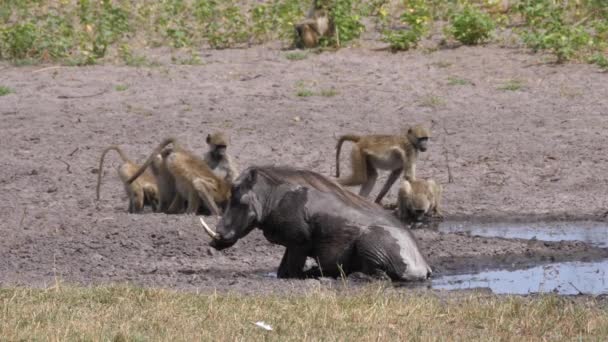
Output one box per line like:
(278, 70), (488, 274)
(199, 217), (218, 239)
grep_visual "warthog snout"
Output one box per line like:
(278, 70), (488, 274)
(200, 217), (238, 250)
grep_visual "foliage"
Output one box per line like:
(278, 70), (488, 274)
(0, 0), (606, 69)
(382, 0), (431, 51)
(326, 0), (365, 46)
(516, 0), (602, 63)
(447, 4), (495, 45)
(0, 86), (13, 96)
(589, 53), (608, 71)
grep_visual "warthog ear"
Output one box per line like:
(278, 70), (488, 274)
(245, 168), (258, 184)
(240, 192), (263, 219)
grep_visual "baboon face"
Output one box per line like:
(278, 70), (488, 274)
(207, 132), (228, 158)
(409, 195), (431, 221)
(407, 125), (430, 152)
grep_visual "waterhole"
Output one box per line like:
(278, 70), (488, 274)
(437, 220), (608, 247)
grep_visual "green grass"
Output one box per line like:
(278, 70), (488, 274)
(447, 76), (471, 86)
(0, 86), (13, 96)
(115, 84), (128, 92)
(499, 79), (525, 91)
(296, 89), (314, 97)
(0, 284), (607, 341)
(285, 51), (309, 61)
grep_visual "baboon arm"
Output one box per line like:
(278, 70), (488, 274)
(193, 178), (221, 216)
(167, 194), (184, 214)
(400, 148), (416, 181)
(374, 168), (402, 204)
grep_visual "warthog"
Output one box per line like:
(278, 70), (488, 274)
(201, 166), (432, 281)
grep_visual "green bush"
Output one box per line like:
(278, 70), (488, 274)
(447, 5), (495, 45)
(328, 0), (365, 46)
(0, 23), (38, 60)
(517, 0), (592, 63)
(382, 0), (430, 51)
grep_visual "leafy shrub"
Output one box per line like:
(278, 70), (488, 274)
(382, 0), (430, 51)
(0, 23), (38, 60)
(517, 0), (592, 63)
(589, 53), (608, 70)
(328, 0), (365, 46)
(447, 5), (495, 45)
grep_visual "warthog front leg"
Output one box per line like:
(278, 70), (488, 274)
(277, 247), (308, 279)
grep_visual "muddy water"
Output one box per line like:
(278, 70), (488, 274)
(432, 259), (608, 295)
(430, 221), (608, 295)
(437, 221), (608, 247)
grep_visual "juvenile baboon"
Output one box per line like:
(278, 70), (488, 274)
(295, 1), (333, 48)
(203, 131), (239, 184)
(397, 178), (442, 222)
(127, 138), (230, 215)
(96, 145), (159, 213)
(335, 125), (431, 204)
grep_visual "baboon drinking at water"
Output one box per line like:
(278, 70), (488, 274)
(127, 138), (230, 215)
(295, 1), (333, 48)
(397, 178), (442, 222)
(96, 145), (159, 213)
(335, 125), (431, 204)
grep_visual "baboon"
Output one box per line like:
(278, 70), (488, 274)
(127, 138), (230, 215)
(397, 178), (442, 222)
(335, 125), (431, 204)
(203, 131), (239, 184)
(149, 146), (180, 213)
(96, 145), (159, 213)
(295, 1), (333, 48)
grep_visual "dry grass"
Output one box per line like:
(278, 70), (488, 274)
(1, 284), (607, 341)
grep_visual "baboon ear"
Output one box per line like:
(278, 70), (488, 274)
(206, 134), (211, 144)
(407, 127), (413, 134)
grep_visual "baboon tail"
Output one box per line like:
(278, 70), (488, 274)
(96, 146), (129, 201)
(335, 134), (360, 178)
(126, 137), (176, 184)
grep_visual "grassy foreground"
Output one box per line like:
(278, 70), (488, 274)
(1, 284), (607, 341)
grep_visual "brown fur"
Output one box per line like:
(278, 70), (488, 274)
(96, 145), (159, 213)
(397, 178), (442, 222)
(204, 131), (239, 184)
(127, 138), (230, 215)
(335, 125), (431, 204)
(294, 1), (333, 48)
(149, 146), (179, 213)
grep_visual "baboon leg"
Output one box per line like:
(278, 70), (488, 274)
(130, 188), (145, 213)
(144, 185), (159, 213)
(192, 178), (220, 216)
(186, 190), (200, 215)
(374, 168), (403, 204)
(358, 160), (378, 198)
(338, 147), (367, 186)
(167, 194), (185, 214)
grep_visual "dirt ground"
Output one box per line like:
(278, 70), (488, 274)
(1, 45), (607, 293)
